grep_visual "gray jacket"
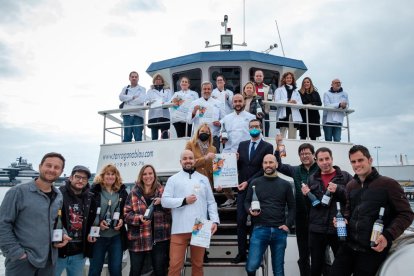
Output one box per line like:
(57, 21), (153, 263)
(0, 179), (63, 268)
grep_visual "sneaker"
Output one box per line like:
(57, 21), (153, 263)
(220, 198), (235, 207)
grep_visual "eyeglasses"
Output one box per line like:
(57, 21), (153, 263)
(73, 175), (88, 181)
(300, 152), (313, 157)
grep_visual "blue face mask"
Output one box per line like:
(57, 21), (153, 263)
(249, 128), (261, 137)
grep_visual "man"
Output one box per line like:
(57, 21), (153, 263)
(188, 81), (225, 152)
(119, 71), (147, 142)
(56, 165), (96, 276)
(0, 152), (70, 276)
(253, 70), (271, 137)
(322, 79), (349, 142)
(232, 119), (273, 263)
(161, 150), (220, 276)
(220, 94), (256, 153)
(244, 154), (295, 276)
(274, 137), (319, 276)
(330, 145), (414, 276)
(301, 147), (352, 276)
(212, 74), (234, 115)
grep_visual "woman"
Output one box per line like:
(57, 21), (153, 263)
(170, 76), (199, 137)
(242, 81), (265, 121)
(124, 165), (171, 276)
(298, 77), (322, 140)
(275, 72), (303, 139)
(185, 123), (216, 186)
(147, 74), (174, 140)
(88, 164), (128, 276)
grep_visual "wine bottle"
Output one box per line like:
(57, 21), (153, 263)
(278, 143), (287, 158)
(256, 99), (263, 115)
(336, 202), (347, 241)
(104, 200), (112, 226)
(321, 185), (332, 207)
(221, 123), (228, 141)
(302, 183), (320, 207)
(251, 186), (261, 212)
(52, 209), (63, 243)
(89, 207), (101, 237)
(267, 88), (274, 101)
(143, 199), (155, 220)
(370, 207), (385, 247)
(111, 198), (122, 228)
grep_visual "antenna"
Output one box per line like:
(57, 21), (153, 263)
(205, 15), (247, 50)
(262, 43), (278, 54)
(275, 20), (285, 57)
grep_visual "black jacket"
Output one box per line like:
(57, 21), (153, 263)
(308, 166), (352, 234)
(89, 183), (129, 254)
(58, 181), (96, 258)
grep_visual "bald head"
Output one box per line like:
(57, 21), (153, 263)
(263, 154), (278, 175)
(180, 150), (195, 170)
(232, 93), (245, 113)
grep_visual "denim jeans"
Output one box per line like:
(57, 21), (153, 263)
(123, 115), (143, 142)
(56, 253), (86, 276)
(246, 226), (288, 276)
(129, 240), (169, 276)
(88, 235), (123, 276)
(323, 123), (342, 142)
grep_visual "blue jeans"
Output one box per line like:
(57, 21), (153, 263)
(323, 123), (342, 142)
(246, 226), (288, 276)
(56, 253), (86, 276)
(123, 115), (143, 142)
(88, 235), (123, 276)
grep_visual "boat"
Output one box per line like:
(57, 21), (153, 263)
(0, 157), (39, 186)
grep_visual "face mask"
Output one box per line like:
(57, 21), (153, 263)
(249, 128), (261, 138)
(154, 84), (163, 91)
(199, 133), (210, 142)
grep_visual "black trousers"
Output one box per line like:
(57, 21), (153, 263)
(129, 240), (170, 276)
(236, 189), (248, 256)
(309, 232), (340, 276)
(173, 122), (192, 137)
(330, 243), (389, 276)
(296, 213), (311, 276)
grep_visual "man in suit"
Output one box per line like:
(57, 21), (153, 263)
(232, 119), (274, 263)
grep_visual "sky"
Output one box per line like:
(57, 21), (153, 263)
(0, 0), (413, 175)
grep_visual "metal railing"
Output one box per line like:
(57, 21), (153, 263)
(262, 101), (355, 142)
(98, 103), (174, 144)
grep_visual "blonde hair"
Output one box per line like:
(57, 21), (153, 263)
(94, 164), (123, 192)
(190, 123), (213, 145)
(242, 81), (257, 98)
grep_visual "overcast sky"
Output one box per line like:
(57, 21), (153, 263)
(0, 0), (413, 175)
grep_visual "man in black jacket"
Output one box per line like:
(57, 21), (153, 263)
(232, 119), (273, 263)
(56, 165), (96, 276)
(301, 147), (352, 276)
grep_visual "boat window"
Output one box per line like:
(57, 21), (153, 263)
(249, 68), (280, 92)
(172, 69), (202, 95)
(209, 66), (242, 94)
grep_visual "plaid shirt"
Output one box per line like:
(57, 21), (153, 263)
(124, 184), (171, 252)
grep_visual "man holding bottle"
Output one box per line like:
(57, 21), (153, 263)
(56, 165), (97, 276)
(301, 147), (352, 276)
(330, 145), (414, 276)
(244, 154), (295, 276)
(0, 152), (70, 275)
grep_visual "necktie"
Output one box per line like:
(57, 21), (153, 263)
(250, 141), (256, 161)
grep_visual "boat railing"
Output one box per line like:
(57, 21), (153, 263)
(98, 102), (354, 144)
(263, 101), (355, 142)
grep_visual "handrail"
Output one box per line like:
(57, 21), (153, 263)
(262, 101), (355, 142)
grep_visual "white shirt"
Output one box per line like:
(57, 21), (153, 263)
(161, 170), (219, 234)
(146, 87), (173, 120)
(275, 86), (303, 122)
(187, 97), (225, 137)
(119, 85), (147, 117)
(323, 90), (349, 124)
(212, 88), (234, 115)
(220, 111), (256, 153)
(170, 90), (199, 123)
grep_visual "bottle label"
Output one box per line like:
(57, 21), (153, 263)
(267, 93), (273, 101)
(321, 195), (331, 205)
(221, 132), (228, 139)
(89, 226), (100, 237)
(113, 212), (120, 220)
(251, 201), (261, 211)
(336, 218), (347, 237)
(52, 229), (63, 242)
(144, 209), (150, 217)
(370, 223), (384, 242)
